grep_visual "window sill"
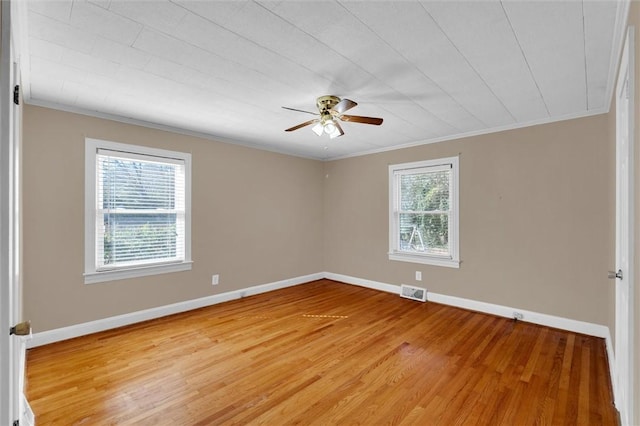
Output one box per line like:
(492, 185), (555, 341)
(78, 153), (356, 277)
(388, 252), (460, 268)
(84, 261), (193, 284)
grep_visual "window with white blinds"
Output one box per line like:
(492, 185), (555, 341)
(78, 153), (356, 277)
(389, 157), (460, 268)
(85, 139), (192, 284)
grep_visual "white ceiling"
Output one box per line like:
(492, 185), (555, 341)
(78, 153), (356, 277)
(19, 0), (626, 160)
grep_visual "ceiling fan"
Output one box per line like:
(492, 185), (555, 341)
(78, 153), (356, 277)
(283, 95), (383, 139)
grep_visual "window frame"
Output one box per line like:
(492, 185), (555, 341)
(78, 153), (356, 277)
(388, 156), (460, 268)
(84, 138), (192, 284)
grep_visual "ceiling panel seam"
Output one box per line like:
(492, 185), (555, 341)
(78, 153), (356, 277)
(581, 1), (590, 110)
(499, 1), (551, 117)
(417, 1), (517, 124)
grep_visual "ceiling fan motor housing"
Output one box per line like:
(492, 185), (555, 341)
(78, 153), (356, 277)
(316, 95), (341, 114)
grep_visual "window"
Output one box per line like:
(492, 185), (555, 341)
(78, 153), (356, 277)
(389, 156), (459, 268)
(84, 138), (192, 284)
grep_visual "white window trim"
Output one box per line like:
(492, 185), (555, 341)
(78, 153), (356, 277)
(84, 138), (192, 284)
(388, 156), (460, 268)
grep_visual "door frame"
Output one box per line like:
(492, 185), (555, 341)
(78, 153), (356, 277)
(614, 25), (635, 426)
(0, 0), (19, 423)
(0, 0), (28, 423)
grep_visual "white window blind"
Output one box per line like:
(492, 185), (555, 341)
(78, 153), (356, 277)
(389, 157), (459, 268)
(396, 165), (451, 257)
(95, 149), (186, 270)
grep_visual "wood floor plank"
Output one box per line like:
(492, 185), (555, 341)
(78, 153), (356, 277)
(26, 279), (618, 425)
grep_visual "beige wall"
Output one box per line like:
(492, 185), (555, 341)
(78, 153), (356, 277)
(23, 104), (617, 331)
(23, 96), (619, 328)
(22, 105), (324, 332)
(324, 114), (615, 326)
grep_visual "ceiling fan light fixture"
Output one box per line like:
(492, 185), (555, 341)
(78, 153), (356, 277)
(323, 120), (337, 134)
(311, 122), (324, 136)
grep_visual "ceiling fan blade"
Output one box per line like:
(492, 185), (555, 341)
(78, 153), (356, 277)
(339, 114), (383, 125)
(285, 119), (319, 132)
(332, 98), (357, 114)
(329, 121), (344, 139)
(282, 106), (319, 116)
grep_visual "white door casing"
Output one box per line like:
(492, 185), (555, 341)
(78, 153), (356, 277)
(0, 0), (31, 424)
(614, 26), (635, 426)
(0, 2), (19, 424)
(12, 58), (31, 426)
(0, 0), (18, 422)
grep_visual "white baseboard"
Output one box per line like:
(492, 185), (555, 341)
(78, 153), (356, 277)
(428, 292), (610, 338)
(325, 272), (610, 339)
(28, 272), (323, 348)
(323, 272), (399, 294)
(28, 271), (611, 346)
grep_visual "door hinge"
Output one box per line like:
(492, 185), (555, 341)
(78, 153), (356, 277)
(13, 85), (19, 105)
(626, 83), (630, 100)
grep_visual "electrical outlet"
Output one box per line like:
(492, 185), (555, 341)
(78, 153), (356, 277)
(415, 271), (422, 281)
(212, 274), (219, 285)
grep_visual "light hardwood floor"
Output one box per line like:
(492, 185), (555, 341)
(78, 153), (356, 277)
(26, 279), (617, 425)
